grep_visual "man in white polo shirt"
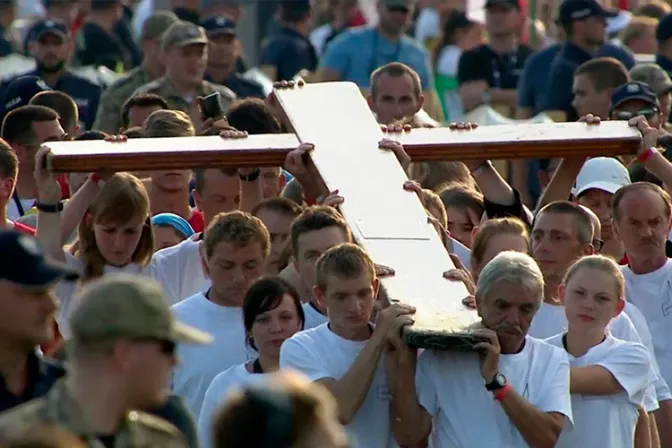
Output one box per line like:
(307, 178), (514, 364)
(391, 251), (572, 448)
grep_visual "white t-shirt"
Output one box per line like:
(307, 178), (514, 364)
(546, 334), (653, 448)
(56, 252), (151, 339)
(414, 8), (440, 49)
(171, 292), (256, 418)
(416, 336), (573, 448)
(151, 234), (208, 304)
(198, 363), (271, 448)
(623, 260), (672, 397)
(302, 302), (328, 330)
(280, 323), (393, 448)
(528, 301), (661, 410)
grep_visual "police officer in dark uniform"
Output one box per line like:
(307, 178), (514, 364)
(543, 0), (619, 122)
(656, 14), (672, 78)
(202, 16), (265, 99)
(0, 0), (16, 57)
(0, 19), (102, 130)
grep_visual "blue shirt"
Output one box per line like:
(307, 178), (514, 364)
(259, 26), (318, 81)
(320, 26), (433, 90)
(0, 27), (13, 57)
(518, 42), (635, 115)
(0, 352), (65, 413)
(221, 73), (266, 99)
(0, 69), (103, 130)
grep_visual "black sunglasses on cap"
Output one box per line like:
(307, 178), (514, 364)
(387, 5), (410, 13)
(612, 107), (659, 121)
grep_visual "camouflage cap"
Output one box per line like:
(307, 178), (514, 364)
(630, 64), (672, 96)
(140, 11), (179, 42)
(161, 21), (208, 52)
(70, 274), (212, 346)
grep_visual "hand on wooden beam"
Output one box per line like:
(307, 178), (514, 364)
(379, 138), (410, 172)
(104, 134), (128, 143)
(317, 189), (345, 209)
(628, 115), (659, 154)
(577, 114), (601, 125)
(218, 129), (248, 139)
(447, 121), (479, 131)
(35, 147), (63, 204)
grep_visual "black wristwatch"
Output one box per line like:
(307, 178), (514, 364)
(35, 201), (64, 213)
(485, 372), (507, 391)
(239, 168), (260, 182)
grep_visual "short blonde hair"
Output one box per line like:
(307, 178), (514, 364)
(316, 243), (375, 291)
(204, 211), (271, 259)
(142, 109), (195, 137)
(563, 255), (625, 300)
(621, 16), (659, 47)
(471, 217), (530, 267)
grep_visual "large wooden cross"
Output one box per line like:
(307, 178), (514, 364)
(45, 82), (641, 350)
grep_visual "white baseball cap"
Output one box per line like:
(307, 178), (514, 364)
(573, 157), (631, 197)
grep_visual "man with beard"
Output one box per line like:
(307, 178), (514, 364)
(0, 19), (102, 130)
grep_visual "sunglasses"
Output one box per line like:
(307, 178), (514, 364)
(387, 5), (410, 14)
(133, 338), (176, 356)
(612, 108), (659, 121)
(593, 238), (604, 252)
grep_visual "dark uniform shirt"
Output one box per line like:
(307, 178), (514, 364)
(0, 380), (188, 447)
(259, 26), (318, 81)
(0, 26), (13, 57)
(0, 352), (65, 414)
(206, 72), (265, 99)
(174, 7), (199, 24)
(0, 69), (102, 129)
(75, 22), (136, 73)
(457, 43), (534, 90)
(92, 66), (154, 133)
(656, 54), (672, 79)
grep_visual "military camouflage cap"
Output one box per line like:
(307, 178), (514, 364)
(630, 64), (672, 97)
(161, 21), (208, 51)
(70, 274), (212, 346)
(141, 11), (179, 42)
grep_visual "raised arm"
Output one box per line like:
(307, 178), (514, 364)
(570, 365), (624, 395)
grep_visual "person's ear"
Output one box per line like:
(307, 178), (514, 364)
(313, 285), (326, 309)
(615, 299), (625, 316)
(471, 225), (480, 242)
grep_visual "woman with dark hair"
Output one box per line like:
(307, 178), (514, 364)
(433, 10), (484, 121)
(197, 276), (305, 448)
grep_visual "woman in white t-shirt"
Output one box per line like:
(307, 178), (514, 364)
(198, 276), (305, 448)
(35, 169), (155, 337)
(546, 255), (654, 448)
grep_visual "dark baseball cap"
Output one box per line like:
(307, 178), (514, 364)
(558, 0), (618, 26)
(610, 81), (660, 111)
(201, 16), (237, 36)
(27, 19), (70, 42)
(0, 230), (78, 287)
(485, 0), (521, 10)
(656, 13), (672, 42)
(2, 76), (51, 114)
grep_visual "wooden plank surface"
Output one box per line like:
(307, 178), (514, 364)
(387, 121), (641, 161)
(274, 82), (480, 350)
(45, 134), (301, 172)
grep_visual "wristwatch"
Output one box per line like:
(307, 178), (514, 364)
(35, 201), (64, 213)
(485, 372), (507, 391)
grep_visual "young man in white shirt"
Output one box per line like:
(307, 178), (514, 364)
(614, 181), (672, 444)
(171, 210), (269, 417)
(390, 251), (572, 448)
(280, 243), (415, 448)
(281, 205), (354, 329)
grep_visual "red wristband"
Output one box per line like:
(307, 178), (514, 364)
(638, 147), (657, 163)
(89, 173), (105, 186)
(494, 383), (513, 401)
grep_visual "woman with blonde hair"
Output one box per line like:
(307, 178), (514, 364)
(546, 255), (655, 448)
(35, 150), (155, 337)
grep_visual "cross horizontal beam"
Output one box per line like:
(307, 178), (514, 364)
(45, 134), (301, 173)
(387, 121), (641, 161)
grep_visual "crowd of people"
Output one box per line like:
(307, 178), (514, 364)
(1, 0), (672, 447)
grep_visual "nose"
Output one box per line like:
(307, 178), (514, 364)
(269, 318), (283, 333)
(231, 266), (245, 283)
(506, 308), (520, 326)
(112, 232), (126, 250)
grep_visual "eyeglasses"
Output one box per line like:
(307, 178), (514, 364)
(133, 338), (176, 356)
(387, 5), (410, 14)
(612, 108), (659, 121)
(593, 238), (604, 252)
